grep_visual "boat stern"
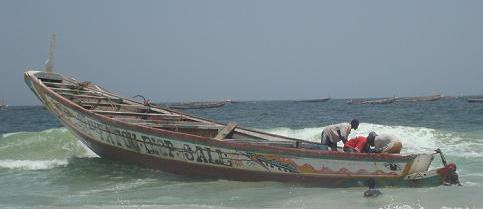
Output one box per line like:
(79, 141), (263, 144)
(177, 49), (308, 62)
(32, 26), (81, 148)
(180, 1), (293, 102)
(402, 149), (461, 187)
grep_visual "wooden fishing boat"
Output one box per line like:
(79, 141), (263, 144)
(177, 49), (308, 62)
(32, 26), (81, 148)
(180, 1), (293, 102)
(24, 70), (461, 187)
(294, 97), (330, 103)
(167, 101), (226, 109)
(401, 94), (443, 102)
(23, 34), (460, 187)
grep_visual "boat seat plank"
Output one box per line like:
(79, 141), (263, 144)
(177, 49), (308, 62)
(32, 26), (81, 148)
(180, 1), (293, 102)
(113, 117), (187, 124)
(50, 87), (94, 94)
(233, 129), (319, 146)
(117, 119), (217, 126)
(214, 122), (238, 140)
(59, 92), (123, 103)
(43, 81), (82, 88)
(235, 129), (292, 142)
(93, 110), (186, 120)
(59, 92), (110, 100)
(93, 110), (166, 116)
(143, 123), (222, 130)
(79, 101), (147, 108)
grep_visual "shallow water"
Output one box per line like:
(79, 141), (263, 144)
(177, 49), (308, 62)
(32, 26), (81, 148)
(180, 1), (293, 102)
(0, 98), (482, 209)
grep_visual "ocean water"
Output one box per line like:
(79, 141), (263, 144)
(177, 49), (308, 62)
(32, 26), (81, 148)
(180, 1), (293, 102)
(1, 98), (483, 209)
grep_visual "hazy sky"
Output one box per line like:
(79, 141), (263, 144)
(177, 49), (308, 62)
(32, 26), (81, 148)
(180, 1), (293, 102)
(1, 0), (482, 105)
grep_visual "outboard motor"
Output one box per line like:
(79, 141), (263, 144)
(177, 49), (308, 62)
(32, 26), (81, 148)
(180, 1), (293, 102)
(435, 149), (461, 186)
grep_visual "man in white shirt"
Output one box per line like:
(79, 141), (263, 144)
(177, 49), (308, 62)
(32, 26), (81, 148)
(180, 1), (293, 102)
(321, 119), (359, 151)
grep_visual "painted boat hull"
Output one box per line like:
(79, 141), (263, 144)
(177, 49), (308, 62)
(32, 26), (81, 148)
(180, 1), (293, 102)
(24, 71), (455, 187)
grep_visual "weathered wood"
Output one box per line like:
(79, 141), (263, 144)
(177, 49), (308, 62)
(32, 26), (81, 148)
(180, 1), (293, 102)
(79, 101), (147, 108)
(223, 139), (297, 148)
(59, 92), (123, 103)
(39, 78), (62, 83)
(93, 110), (166, 116)
(43, 81), (80, 88)
(51, 87), (93, 94)
(93, 110), (187, 120)
(113, 117), (181, 123)
(214, 122), (238, 140)
(234, 129), (290, 142)
(115, 118), (216, 125)
(59, 92), (108, 100)
(145, 123), (222, 130)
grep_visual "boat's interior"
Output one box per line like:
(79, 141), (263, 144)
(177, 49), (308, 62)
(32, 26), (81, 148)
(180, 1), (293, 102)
(33, 72), (322, 150)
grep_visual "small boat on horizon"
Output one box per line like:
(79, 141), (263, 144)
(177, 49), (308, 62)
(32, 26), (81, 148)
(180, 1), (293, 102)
(400, 94), (443, 102)
(294, 97), (330, 103)
(467, 97), (483, 103)
(0, 100), (8, 110)
(362, 97), (397, 105)
(165, 101), (227, 109)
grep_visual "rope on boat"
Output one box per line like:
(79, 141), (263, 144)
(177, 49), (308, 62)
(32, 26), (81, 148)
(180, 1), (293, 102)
(70, 81), (91, 90)
(131, 95), (152, 119)
(67, 80), (119, 111)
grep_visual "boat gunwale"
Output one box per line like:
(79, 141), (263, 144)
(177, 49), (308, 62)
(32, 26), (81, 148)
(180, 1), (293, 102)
(26, 70), (419, 161)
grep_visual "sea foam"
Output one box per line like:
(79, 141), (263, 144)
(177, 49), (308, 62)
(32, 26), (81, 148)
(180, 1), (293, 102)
(263, 123), (483, 157)
(0, 159), (68, 170)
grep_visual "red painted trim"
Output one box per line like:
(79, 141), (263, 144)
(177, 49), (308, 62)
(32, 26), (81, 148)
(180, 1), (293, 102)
(26, 71), (413, 161)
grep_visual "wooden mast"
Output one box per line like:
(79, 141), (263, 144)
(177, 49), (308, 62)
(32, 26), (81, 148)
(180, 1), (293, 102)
(45, 32), (56, 73)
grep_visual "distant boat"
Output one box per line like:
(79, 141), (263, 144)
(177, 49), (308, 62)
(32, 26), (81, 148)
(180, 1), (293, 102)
(467, 98), (483, 103)
(294, 97), (330, 103)
(361, 97), (397, 105)
(400, 94), (442, 102)
(0, 100), (7, 110)
(167, 101), (226, 109)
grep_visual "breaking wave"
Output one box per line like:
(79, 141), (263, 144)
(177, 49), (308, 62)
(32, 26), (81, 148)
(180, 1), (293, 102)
(0, 128), (97, 170)
(0, 159), (68, 170)
(263, 123), (483, 158)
